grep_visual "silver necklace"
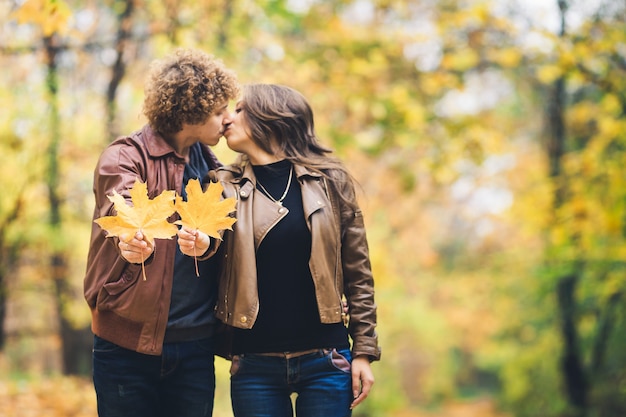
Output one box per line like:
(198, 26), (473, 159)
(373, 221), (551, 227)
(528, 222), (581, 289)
(256, 167), (293, 206)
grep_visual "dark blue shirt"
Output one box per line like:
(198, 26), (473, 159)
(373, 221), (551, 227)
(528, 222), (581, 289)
(165, 142), (218, 342)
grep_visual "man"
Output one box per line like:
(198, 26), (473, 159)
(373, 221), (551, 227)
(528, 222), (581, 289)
(84, 48), (239, 417)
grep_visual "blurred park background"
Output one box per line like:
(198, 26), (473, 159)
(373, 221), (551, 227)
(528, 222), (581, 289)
(1, 0), (625, 416)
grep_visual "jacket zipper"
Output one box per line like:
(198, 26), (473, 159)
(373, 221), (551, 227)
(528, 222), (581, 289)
(324, 177), (347, 326)
(152, 308), (161, 352)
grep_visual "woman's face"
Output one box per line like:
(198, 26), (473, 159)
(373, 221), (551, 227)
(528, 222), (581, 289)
(224, 102), (275, 164)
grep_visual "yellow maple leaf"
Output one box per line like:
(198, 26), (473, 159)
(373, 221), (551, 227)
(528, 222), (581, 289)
(12, 0), (72, 37)
(175, 179), (237, 239)
(94, 179), (177, 280)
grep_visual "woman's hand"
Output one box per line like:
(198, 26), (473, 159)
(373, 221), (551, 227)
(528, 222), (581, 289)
(350, 356), (375, 409)
(177, 227), (210, 257)
(118, 232), (153, 264)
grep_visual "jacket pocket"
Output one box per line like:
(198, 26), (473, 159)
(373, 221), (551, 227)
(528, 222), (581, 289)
(97, 263), (142, 314)
(102, 264), (141, 295)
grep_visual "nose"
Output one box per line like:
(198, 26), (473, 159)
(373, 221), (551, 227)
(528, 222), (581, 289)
(222, 111), (234, 124)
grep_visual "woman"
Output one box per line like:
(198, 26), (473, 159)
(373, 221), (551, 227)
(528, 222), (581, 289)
(178, 84), (380, 417)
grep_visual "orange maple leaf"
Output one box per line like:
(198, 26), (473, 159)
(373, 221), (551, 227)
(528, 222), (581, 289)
(175, 179), (237, 238)
(94, 179), (177, 280)
(175, 179), (237, 276)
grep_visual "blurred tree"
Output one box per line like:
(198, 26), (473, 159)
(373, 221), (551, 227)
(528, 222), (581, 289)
(105, 0), (137, 141)
(546, 3), (589, 414)
(492, 1), (626, 416)
(8, 0), (109, 374)
(0, 193), (24, 350)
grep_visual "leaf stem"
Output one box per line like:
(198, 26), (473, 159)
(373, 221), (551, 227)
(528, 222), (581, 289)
(194, 244), (199, 277)
(141, 252), (147, 281)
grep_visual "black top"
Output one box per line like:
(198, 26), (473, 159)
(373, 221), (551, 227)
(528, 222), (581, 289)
(232, 159), (349, 354)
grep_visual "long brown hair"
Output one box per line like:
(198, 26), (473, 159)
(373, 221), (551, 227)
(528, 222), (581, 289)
(239, 84), (357, 201)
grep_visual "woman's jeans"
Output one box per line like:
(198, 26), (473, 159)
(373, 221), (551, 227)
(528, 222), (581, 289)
(92, 335), (216, 417)
(230, 348), (353, 417)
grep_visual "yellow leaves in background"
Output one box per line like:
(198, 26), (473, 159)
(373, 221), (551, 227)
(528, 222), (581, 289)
(11, 0), (72, 37)
(597, 116), (622, 140)
(0, 377), (96, 417)
(441, 48), (480, 71)
(600, 94), (621, 116)
(487, 48), (522, 68)
(175, 179), (237, 240)
(536, 64), (563, 84)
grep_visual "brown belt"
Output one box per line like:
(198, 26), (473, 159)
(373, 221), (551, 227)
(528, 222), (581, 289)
(254, 348), (321, 359)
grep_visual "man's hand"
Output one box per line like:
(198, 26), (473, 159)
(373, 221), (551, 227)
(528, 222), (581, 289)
(177, 227), (210, 257)
(118, 232), (153, 264)
(351, 356), (374, 409)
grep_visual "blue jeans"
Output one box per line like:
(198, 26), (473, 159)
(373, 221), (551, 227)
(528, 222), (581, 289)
(230, 348), (353, 417)
(92, 335), (216, 417)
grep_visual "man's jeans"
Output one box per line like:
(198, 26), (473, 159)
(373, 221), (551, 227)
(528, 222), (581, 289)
(92, 335), (216, 417)
(230, 348), (353, 417)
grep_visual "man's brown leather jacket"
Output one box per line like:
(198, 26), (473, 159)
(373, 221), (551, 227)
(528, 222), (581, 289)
(209, 162), (381, 361)
(83, 125), (220, 355)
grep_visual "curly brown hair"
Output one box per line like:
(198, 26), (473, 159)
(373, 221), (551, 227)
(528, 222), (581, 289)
(142, 48), (239, 135)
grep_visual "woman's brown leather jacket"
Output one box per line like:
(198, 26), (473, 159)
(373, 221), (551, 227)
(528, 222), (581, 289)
(209, 162), (381, 361)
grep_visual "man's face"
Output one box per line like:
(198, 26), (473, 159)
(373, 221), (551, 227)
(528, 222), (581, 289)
(176, 102), (231, 151)
(197, 102), (230, 147)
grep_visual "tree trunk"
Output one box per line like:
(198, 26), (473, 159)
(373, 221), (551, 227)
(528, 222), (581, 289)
(547, 1), (588, 414)
(556, 274), (587, 412)
(0, 197), (23, 350)
(43, 35), (92, 375)
(217, 1), (234, 50)
(590, 291), (622, 374)
(106, 0), (136, 142)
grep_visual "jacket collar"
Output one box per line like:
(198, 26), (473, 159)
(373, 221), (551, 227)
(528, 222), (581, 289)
(141, 125), (185, 160)
(294, 163), (323, 180)
(225, 159), (324, 183)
